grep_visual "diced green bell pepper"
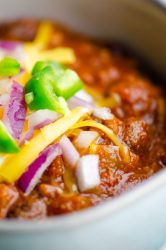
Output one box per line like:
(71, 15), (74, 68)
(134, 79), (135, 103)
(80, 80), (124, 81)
(0, 121), (20, 153)
(25, 66), (69, 115)
(25, 61), (84, 114)
(32, 61), (66, 76)
(0, 57), (20, 76)
(32, 61), (83, 100)
(53, 69), (83, 100)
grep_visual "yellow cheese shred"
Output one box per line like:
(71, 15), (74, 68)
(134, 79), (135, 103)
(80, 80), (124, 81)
(24, 47), (76, 72)
(72, 120), (130, 163)
(25, 21), (54, 51)
(85, 86), (119, 108)
(24, 21), (76, 71)
(0, 107), (90, 183)
(38, 47), (76, 63)
(33, 21), (54, 50)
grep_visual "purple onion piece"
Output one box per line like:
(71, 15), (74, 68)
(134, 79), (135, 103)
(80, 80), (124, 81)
(0, 40), (22, 51)
(19, 128), (34, 146)
(19, 120), (55, 146)
(20, 67), (25, 74)
(18, 144), (62, 195)
(3, 81), (27, 140)
(34, 119), (54, 130)
(20, 113), (59, 146)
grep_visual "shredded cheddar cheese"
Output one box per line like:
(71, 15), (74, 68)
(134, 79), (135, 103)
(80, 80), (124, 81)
(0, 107), (90, 183)
(72, 120), (130, 163)
(24, 22), (76, 72)
(32, 21), (54, 50)
(85, 86), (119, 108)
(38, 47), (76, 63)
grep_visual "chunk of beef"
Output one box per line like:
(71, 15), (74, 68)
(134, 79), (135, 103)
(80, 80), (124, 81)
(0, 184), (18, 219)
(48, 194), (100, 215)
(42, 155), (65, 190)
(9, 196), (47, 220)
(105, 116), (150, 154)
(110, 74), (160, 119)
(123, 118), (150, 154)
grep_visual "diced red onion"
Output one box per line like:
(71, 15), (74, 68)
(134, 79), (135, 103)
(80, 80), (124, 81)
(93, 107), (114, 120)
(68, 89), (95, 110)
(27, 109), (60, 130)
(3, 81), (27, 139)
(59, 136), (80, 167)
(0, 41), (22, 51)
(20, 110), (60, 146)
(18, 144), (62, 195)
(34, 119), (55, 129)
(20, 67), (25, 74)
(0, 40), (25, 64)
(75, 131), (99, 148)
(75, 90), (94, 103)
(76, 154), (100, 192)
(68, 96), (95, 110)
(19, 121), (53, 146)
(19, 128), (34, 146)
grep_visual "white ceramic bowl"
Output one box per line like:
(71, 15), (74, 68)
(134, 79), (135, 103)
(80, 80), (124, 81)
(0, 1), (166, 250)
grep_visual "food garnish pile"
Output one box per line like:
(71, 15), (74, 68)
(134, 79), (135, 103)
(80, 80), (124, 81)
(0, 20), (165, 219)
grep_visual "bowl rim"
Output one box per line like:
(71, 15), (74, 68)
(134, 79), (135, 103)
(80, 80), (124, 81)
(0, 0), (165, 232)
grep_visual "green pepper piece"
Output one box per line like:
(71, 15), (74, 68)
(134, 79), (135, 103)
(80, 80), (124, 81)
(0, 57), (20, 76)
(32, 61), (83, 100)
(26, 61), (84, 115)
(25, 67), (69, 115)
(53, 69), (84, 100)
(32, 61), (66, 76)
(32, 61), (66, 75)
(25, 92), (34, 105)
(0, 121), (20, 153)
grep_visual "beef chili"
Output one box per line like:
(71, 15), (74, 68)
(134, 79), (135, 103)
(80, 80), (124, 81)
(0, 19), (165, 220)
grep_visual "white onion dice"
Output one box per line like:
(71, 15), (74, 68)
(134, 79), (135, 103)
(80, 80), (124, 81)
(28, 109), (60, 129)
(93, 107), (114, 120)
(75, 90), (94, 103)
(76, 154), (100, 192)
(75, 131), (98, 148)
(59, 136), (80, 167)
